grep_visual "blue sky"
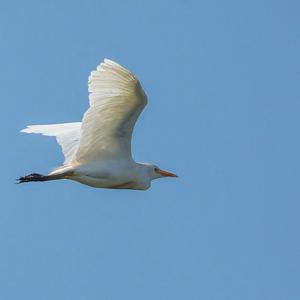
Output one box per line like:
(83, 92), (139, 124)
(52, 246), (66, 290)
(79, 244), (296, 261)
(0, 0), (299, 299)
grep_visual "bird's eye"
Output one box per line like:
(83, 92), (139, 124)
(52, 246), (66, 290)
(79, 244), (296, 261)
(154, 167), (158, 172)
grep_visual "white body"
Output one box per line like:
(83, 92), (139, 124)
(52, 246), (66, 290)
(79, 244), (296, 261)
(21, 59), (176, 190)
(66, 161), (151, 190)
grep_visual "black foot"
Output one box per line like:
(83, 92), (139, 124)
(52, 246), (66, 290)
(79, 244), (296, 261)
(17, 173), (47, 184)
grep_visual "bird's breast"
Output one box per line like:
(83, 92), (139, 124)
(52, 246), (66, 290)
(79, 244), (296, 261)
(70, 160), (150, 190)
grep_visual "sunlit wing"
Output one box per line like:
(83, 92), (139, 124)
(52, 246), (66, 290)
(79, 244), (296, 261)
(74, 59), (147, 163)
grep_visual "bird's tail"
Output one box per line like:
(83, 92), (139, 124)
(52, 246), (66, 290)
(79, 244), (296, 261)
(17, 173), (61, 184)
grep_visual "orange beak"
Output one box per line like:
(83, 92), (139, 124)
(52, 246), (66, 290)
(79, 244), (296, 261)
(156, 168), (178, 178)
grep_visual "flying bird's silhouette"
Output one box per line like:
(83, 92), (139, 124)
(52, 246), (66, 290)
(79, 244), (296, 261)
(18, 59), (177, 190)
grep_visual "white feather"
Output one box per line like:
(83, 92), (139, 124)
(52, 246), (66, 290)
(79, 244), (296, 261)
(21, 122), (81, 164)
(74, 59), (147, 163)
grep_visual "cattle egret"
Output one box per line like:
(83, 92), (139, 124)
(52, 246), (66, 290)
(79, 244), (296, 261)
(18, 59), (177, 190)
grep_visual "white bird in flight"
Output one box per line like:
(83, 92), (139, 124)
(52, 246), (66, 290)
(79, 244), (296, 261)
(18, 59), (177, 190)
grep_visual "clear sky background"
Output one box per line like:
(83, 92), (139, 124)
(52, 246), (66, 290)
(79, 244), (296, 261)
(0, 0), (299, 299)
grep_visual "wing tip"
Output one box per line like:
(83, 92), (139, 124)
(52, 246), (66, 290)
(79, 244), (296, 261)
(103, 58), (120, 66)
(20, 125), (45, 134)
(101, 58), (136, 78)
(20, 126), (32, 133)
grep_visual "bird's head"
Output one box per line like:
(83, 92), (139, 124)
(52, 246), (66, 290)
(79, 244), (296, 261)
(148, 164), (178, 180)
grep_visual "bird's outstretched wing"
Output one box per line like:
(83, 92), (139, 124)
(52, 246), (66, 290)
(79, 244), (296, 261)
(74, 59), (147, 164)
(21, 123), (81, 165)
